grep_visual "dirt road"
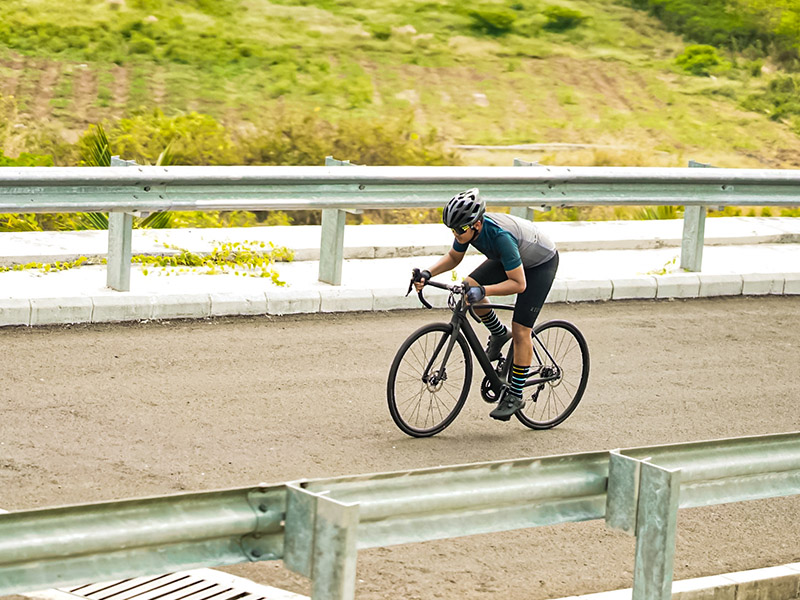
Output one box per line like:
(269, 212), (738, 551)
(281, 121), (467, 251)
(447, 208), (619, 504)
(2, 296), (799, 599)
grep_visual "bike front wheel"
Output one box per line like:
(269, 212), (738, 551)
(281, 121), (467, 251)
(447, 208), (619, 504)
(515, 319), (590, 430)
(387, 323), (473, 438)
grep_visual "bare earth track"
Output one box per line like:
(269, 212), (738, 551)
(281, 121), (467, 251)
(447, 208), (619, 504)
(1, 296), (799, 600)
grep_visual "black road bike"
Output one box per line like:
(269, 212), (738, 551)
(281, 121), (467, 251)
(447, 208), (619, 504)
(386, 272), (590, 437)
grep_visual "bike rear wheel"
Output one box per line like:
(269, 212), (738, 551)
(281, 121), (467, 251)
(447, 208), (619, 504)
(387, 323), (473, 438)
(515, 320), (590, 430)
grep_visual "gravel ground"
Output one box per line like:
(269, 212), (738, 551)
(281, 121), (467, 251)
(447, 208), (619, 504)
(1, 296), (799, 599)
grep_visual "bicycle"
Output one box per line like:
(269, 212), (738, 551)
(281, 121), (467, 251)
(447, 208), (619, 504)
(386, 270), (590, 438)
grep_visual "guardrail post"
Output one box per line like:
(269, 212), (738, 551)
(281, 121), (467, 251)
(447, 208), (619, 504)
(311, 495), (359, 600)
(107, 156), (136, 291)
(510, 158), (539, 220)
(284, 484), (360, 600)
(605, 450), (641, 535)
(319, 156), (350, 285)
(680, 160), (713, 272)
(632, 462), (681, 600)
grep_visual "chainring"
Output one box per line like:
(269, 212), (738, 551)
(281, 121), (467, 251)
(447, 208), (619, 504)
(480, 376), (500, 403)
(480, 358), (508, 403)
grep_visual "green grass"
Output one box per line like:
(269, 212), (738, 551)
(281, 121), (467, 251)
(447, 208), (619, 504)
(2, 0), (800, 168)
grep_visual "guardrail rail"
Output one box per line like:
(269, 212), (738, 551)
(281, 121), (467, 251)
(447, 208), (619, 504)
(0, 432), (798, 600)
(2, 158), (800, 290)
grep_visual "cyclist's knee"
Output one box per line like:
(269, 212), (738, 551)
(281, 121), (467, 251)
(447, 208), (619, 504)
(464, 275), (480, 287)
(511, 321), (532, 341)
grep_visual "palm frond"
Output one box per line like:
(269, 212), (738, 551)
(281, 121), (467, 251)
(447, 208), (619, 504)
(156, 140), (176, 167)
(82, 124), (111, 167)
(138, 211), (173, 229)
(79, 212), (109, 230)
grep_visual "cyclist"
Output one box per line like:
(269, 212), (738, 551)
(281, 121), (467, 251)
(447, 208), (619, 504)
(414, 188), (559, 421)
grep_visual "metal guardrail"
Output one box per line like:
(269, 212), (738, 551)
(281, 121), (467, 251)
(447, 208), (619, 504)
(2, 158), (800, 289)
(0, 432), (798, 600)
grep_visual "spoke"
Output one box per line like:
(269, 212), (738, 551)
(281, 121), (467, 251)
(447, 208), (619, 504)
(428, 388), (449, 426)
(553, 329), (571, 362)
(408, 345), (427, 374)
(543, 386), (569, 417)
(441, 382), (461, 404)
(430, 391), (446, 424)
(397, 368), (424, 381)
(400, 359), (424, 378)
(397, 387), (426, 412)
(556, 340), (580, 363)
(558, 377), (577, 394)
(408, 391), (427, 425)
(552, 329), (567, 360)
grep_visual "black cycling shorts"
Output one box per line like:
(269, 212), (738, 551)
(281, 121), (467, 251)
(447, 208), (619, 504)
(469, 251), (559, 329)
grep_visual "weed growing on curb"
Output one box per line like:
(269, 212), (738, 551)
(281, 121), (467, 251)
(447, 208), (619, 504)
(133, 241), (294, 284)
(0, 256), (89, 273)
(646, 255), (679, 275)
(0, 241), (294, 284)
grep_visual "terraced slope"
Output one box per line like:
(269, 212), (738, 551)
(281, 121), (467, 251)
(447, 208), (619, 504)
(1, 0), (799, 167)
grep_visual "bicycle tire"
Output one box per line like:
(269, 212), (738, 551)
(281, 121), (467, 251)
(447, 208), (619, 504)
(387, 322), (473, 438)
(514, 320), (590, 430)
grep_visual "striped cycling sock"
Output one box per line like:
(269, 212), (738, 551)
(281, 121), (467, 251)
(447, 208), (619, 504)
(480, 310), (506, 337)
(509, 363), (529, 398)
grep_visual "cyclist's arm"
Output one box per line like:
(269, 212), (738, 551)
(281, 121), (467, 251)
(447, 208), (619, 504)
(481, 233), (526, 297)
(428, 248), (464, 277)
(415, 249), (464, 291)
(484, 264), (526, 297)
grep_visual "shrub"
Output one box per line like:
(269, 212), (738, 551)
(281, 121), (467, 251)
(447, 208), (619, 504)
(243, 111), (457, 168)
(129, 31), (157, 55)
(370, 24), (392, 40)
(675, 44), (725, 76)
(468, 8), (517, 35)
(746, 59), (764, 77)
(0, 151), (54, 167)
(542, 6), (587, 32)
(634, 205), (682, 219)
(86, 109), (241, 165)
(627, 0), (797, 65)
(742, 75), (800, 121)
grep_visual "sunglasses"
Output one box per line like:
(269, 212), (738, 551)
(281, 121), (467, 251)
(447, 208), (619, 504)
(451, 224), (472, 235)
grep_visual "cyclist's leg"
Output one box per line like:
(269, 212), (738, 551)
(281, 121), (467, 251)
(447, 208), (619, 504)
(509, 253), (558, 395)
(466, 261), (511, 352)
(511, 251), (559, 343)
(494, 252), (559, 418)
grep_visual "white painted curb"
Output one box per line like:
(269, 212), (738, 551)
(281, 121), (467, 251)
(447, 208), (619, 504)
(2, 272), (800, 327)
(561, 562), (800, 600)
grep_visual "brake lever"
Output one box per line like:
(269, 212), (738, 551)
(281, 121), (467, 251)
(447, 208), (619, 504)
(461, 280), (481, 322)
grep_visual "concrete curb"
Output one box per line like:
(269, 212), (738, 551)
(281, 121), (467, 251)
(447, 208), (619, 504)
(18, 563), (800, 600)
(561, 562), (800, 600)
(1, 271), (799, 327)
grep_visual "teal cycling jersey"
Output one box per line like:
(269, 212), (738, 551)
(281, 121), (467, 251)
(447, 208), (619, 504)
(452, 212), (556, 271)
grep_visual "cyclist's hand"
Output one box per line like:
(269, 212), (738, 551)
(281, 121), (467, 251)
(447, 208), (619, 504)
(465, 282), (485, 304)
(413, 269), (432, 292)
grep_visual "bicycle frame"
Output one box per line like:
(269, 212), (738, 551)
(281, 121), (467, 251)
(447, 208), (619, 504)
(419, 287), (561, 397)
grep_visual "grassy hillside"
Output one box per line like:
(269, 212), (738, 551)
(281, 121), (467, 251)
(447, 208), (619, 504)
(2, 0), (800, 168)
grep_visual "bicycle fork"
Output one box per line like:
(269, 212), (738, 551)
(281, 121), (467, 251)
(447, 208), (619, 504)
(421, 321), (463, 389)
